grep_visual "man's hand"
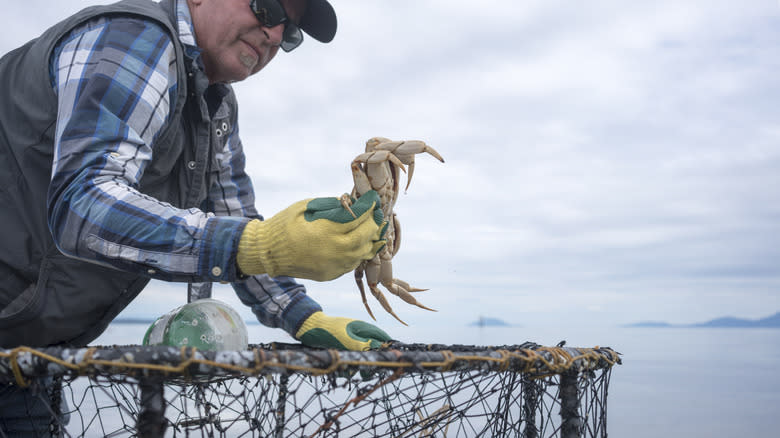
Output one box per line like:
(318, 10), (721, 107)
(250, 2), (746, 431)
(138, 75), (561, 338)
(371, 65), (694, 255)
(295, 311), (392, 351)
(237, 190), (387, 281)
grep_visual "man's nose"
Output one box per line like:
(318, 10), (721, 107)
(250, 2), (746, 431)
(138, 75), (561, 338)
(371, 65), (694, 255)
(264, 23), (285, 47)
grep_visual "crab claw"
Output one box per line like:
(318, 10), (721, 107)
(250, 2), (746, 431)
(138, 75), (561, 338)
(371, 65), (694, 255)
(388, 278), (437, 313)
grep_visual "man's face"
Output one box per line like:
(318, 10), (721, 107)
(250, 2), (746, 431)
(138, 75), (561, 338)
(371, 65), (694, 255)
(188, 0), (306, 84)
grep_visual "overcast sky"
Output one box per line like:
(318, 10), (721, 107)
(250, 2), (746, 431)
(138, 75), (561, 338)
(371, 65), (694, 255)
(3, 1), (780, 333)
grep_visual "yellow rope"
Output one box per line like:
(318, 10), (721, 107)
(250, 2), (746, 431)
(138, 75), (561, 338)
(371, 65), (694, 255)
(10, 348), (28, 387)
(0, 345), (619, 387)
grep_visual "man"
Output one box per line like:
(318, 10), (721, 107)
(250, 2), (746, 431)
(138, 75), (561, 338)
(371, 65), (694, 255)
(0, 0), (392, 433)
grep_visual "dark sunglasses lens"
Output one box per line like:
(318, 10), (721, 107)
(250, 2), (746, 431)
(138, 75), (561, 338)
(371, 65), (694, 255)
(280, 25), (303, 52)
(251, 0), (286, 27)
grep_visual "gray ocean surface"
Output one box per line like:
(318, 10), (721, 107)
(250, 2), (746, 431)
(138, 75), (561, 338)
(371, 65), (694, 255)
(94, 323), (780, 437)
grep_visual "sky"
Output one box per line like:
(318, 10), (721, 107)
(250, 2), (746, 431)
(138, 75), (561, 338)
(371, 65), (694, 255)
(3, 1), (780, 334)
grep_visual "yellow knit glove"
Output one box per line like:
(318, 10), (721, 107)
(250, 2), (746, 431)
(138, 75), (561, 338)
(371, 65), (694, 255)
(237, 191), (387, 281)
(296, 311), (392, 351)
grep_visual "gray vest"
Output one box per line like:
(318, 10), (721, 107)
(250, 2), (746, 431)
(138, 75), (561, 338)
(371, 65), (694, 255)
(0, 0), (237, 347)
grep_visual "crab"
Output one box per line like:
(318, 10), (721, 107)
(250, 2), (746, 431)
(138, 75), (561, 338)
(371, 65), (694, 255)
(340, 137), (445, 325)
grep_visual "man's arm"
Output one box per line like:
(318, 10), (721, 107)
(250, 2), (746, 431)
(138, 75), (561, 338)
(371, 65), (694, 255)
(47, 15), (387, 339)
(206, 120), (322, 336)
(209, 101), (391, 349)
(48, 16), (247, 283)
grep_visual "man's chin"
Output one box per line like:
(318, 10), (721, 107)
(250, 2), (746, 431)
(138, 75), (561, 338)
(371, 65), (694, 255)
(239, 52), (259, 71)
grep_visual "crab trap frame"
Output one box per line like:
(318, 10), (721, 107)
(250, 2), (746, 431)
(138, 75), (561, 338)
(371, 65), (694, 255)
(0, 341), (620, 437)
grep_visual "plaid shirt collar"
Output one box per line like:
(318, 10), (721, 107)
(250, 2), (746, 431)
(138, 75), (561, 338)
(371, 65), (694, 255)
(175, 0), (204, 65)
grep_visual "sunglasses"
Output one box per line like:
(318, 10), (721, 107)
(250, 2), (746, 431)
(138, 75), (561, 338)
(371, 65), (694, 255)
(249, 0), (304, 52)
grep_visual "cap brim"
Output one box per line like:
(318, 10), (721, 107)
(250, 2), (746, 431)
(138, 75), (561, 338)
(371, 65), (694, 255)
(299, 0), (337, 43)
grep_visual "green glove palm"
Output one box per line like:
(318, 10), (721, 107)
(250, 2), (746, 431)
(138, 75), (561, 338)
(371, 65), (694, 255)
(296, 311), (392, 351)
(237, 191), (387, 281)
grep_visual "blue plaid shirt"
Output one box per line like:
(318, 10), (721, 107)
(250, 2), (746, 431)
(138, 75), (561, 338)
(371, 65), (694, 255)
(47, 0), (320, 336)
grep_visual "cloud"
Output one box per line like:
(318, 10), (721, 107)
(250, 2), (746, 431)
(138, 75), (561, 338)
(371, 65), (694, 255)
(3, 0), (779, 330)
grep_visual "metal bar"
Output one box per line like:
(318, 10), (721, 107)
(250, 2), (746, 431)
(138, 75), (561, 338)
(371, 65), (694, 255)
(137, 379), (166, 437)
(187, 282), (213, 303)
(560, 370), (583, 438)
(274, 373), (289, 438)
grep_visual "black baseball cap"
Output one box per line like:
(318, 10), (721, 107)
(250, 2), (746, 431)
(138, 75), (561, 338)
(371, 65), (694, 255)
(299, 0), (337, 43)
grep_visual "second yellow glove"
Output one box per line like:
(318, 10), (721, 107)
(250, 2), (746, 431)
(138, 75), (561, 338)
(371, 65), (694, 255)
(296, 311), (392, 351)
(237, 190), (387, 281)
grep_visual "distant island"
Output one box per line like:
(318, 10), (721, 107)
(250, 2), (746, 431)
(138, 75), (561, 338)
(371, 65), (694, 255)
(469, 317), (512, 327)
(624, 311), (780, 328)
(625, 321), (673, 328)
(113, 317), (155, 324)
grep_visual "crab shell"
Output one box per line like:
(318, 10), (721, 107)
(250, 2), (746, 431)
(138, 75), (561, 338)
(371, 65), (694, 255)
(346, 137), (444, 325)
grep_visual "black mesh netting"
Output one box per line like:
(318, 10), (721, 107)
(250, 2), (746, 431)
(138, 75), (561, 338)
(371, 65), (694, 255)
(0, 342), (620, 437)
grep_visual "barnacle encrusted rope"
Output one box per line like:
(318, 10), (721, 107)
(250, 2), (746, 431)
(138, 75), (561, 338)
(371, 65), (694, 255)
(0, 342), (620, 437)
(0, 344), (618, 382)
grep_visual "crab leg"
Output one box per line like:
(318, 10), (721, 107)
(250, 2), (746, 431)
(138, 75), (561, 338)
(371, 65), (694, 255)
(372, 140), (445, 192)
(390, 213), (401, 256)
(348, 151), (407, 215)
(365, 254), (384, 317)
(354, 262), (376, 321)
(394, 278), (427, 294)
(360, 247), (408, 325)
(383, 279), (435, 312)
(378, 253), (436, 313)
(352, 150), (406, 185)
(368, 284), (407, 326)
(339, 193), (358, 219)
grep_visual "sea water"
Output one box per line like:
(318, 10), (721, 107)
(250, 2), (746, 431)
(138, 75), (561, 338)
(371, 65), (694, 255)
(93, 323), (780, 438)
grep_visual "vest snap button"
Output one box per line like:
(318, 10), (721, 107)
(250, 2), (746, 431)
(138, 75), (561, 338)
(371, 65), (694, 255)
(221, 122), (229, 132)
(215, 128), (223, 137)
(211, 266), (223, 277)
(187, 161), (196, 170)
